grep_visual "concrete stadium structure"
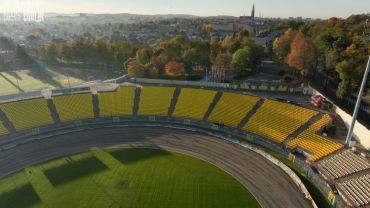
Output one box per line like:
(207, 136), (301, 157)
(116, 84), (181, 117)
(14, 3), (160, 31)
(0, 81), (369, 208)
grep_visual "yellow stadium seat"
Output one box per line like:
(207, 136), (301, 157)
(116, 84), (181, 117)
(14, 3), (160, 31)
(0, 98), (53, 131)
(288, 114), (343, 162)
(53, 93), (94, 122)
(173, 88), (217, 120)
(98, 86), (136, 117)
(243, 100), (318, 143)
(0, 121), (8, 136)
(138, 86), (175, 116)
(208, 92), (260, 128)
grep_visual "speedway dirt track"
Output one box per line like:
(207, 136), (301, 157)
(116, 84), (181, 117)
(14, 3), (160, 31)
(0, 127), (311, 208)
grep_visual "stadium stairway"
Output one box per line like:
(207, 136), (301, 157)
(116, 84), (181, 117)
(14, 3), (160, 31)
(283, 113), (324, 146)
(47, 99), (61, 125)
(168, 87), (181, 118)
(203, 91), (223, 121)
(237, 98), (265, 129)
(92, 94), (100, 119)
(133, 87), (141, 118)
(0, 109), (16, 134)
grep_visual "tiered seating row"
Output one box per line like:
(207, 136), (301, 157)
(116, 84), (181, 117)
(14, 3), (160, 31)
(98, 86), (136, 117)
(0, 121), (7, 136)
(0, 87), (345, 167)
(208, 92), (260, 128)
(173, 88), (217, 120)
(138, 86), (175, 116)
(243, 100), (318, 143)
(288, 115), (343, 162)
(53, 93), (94, 122)
(0, 98), (53, 131)
(338, 174), (370, 207)
(317, 150), (370, 180)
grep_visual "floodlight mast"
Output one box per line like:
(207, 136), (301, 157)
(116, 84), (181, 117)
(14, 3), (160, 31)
(345, 56), (370, 145)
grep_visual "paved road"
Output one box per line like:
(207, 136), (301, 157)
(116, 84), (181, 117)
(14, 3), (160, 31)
(0, 127), (311, 208)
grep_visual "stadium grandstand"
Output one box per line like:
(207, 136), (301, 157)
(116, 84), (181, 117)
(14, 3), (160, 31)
(317, 150), (370, 180)
(0, 98), (53, 131)
(208, 92), (260, 128)
(337, 174), (370, 207)
(138, 86), (175, 116)
(0, 121), (7, 136)
(288, 114), (344, 162)
(98, 86), (136, 117)
(0, 83), (369, 208)
(243, 99), (318, 143)
(173, 88), (217, 120)
(52, 93), (94, 122)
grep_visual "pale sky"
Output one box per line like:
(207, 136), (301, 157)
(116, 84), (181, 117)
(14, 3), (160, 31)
(2, 0), (370, 19)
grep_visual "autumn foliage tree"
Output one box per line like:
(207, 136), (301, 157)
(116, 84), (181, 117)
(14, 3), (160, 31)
(165, 61), (186, 77)
(202, 24), (214, 33)
(286, 32), (316, 78)
(214, 53), (232, 70)
(127, 59), (148, 78)
(273, 29), (296, 63)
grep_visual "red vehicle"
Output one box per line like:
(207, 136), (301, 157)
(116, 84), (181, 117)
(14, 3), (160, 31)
(311, 95), (325, 108)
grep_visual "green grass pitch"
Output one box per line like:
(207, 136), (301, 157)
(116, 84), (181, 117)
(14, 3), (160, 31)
(0, 148), (260, 208)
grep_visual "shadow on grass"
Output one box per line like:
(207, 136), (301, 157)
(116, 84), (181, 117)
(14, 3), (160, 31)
(0, 73), (24, 92)
(0, 183), (41, 208)
(44, 156), (108, 187)
(28, 65), (64, 88)
(6, 71), (22, 80)
(110, 148), (171, 165)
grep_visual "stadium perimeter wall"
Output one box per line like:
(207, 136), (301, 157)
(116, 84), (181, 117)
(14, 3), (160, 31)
(311, 88), (370, 150)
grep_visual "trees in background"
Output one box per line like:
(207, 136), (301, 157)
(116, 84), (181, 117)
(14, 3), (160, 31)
(0, 37), (15, 50)
(37, 32), (265, 80)
(38, 40), (136, 68)
(165, 61), (186, 77)
(232, 48), (253, 77)
(273, 14), (369, 98)
(286, 32), (316, 78)
(214, 53), (232, 70)
(273, 29), (296, 63)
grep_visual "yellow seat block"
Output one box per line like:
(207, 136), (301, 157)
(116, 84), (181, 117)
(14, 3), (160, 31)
(138, 86), (175, 116)
(0, 121), (8, 136)
(173, 88), (217, 120)
(288, 114), (343, 162)
(53, 94), (94, 122)
(208, 92), (259, 128)
(243, 100), (318, 143)
(0, 98), (53, 131)
(99, 86), (136, 117)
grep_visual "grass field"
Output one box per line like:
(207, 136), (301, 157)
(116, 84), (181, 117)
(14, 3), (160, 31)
(0, 70), (84, 96)
(0, 148), (259, 208)
(0, 64), (119, 96)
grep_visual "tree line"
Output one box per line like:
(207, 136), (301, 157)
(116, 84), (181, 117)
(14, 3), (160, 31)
(0, 37), (35, 67)
(272, 14), (369, 99)
(37, 31), (266, 80)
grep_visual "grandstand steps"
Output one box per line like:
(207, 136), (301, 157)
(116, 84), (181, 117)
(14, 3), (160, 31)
(47, 99), (60, 125)
(133, 87), (141, 118)
(237, 98), (265, 129)
(203, 91), (223, 121)
(92, 94), (100, 119)
(336, 170), (370, 183)
(0, 109), (16, 133)
(168, 87), (181, 118)
(283, 113), (323, 146)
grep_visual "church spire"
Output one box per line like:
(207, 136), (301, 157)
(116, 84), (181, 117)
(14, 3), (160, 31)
(251, 3), (255, 20)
